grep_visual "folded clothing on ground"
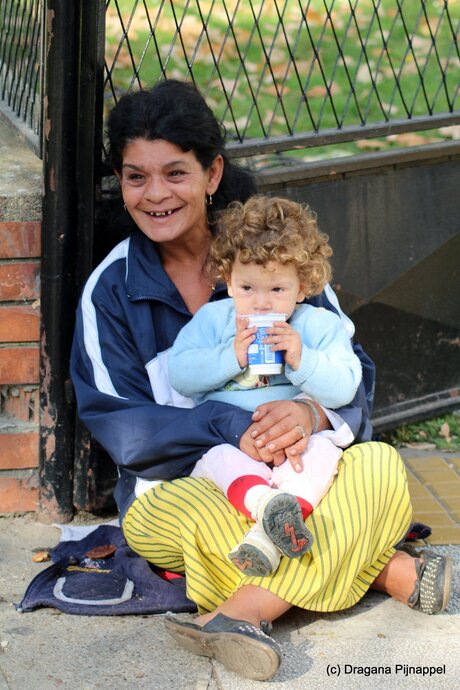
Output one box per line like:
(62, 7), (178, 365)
(17, 525), (197, 616)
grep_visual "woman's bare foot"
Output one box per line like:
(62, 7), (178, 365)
(194, 584), (291, 627)
(371, 550), (418, 603)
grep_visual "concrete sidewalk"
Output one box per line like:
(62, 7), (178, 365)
(1, 451), (460, 690)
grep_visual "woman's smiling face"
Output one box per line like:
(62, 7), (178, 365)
(117, 138), (223, 246)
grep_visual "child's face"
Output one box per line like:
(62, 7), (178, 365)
(227, 256), (306, 317)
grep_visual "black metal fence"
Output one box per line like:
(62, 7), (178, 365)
(1, 1), (459, 519)
(104, 0), (460, 157)
(0, 0), (42, 154)
(1, 1), (459, 159)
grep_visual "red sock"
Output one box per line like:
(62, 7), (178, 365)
(296, 496), (314, 520)
(227, 476), (269, 519)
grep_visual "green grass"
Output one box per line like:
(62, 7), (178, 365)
(380, 411), (460, 451)
(105, 0), (459, 156)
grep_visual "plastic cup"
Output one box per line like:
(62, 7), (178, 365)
(244, 313), (287, 375)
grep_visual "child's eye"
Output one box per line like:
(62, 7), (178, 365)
(272, 287), (284, 293)
(241, 285), (252, 292)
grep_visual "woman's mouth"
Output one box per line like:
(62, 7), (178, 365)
(147, 209), (174, 217)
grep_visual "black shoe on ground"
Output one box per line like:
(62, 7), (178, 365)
(164, 612), (282, 680)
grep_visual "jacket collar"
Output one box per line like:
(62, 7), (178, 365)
(125, 230), (227, 310)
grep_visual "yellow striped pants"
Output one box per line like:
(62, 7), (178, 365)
(122, 442), (412, 614)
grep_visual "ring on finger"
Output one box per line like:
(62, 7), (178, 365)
(294, 424), (306, 439)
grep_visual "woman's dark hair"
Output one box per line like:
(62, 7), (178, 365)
(106, 79), (257, 223)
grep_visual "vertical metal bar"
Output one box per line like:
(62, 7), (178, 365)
(39, 0), (81, 522)
(72, 0), (106, 512)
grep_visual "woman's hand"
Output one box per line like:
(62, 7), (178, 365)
(239, 399), (330, 472)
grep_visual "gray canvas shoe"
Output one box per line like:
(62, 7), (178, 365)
(253, 489), (314, 557)
(229, 523), (281, 576)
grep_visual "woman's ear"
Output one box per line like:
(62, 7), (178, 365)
(206, 154), (224, 195)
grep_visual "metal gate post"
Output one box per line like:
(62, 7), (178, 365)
(39, 1), (106, 520)
(39, 1), (81, 522)
(72, 1), (106, 512)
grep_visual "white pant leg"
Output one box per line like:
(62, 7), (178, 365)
(191, 444), (273, 495)
(271, 434), (342, 508)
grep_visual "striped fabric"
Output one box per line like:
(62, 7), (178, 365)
(122, 442), (412, 614)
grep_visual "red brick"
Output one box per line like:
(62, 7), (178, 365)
(0, 262), (40, 301)
(0, 222), (41, 258)
(1, 386), (39, 423)
(0, 475), (39, 513)
(0, 305), (40, 342)
(0, 432), (39, 470)
(0, 347), (39, 384)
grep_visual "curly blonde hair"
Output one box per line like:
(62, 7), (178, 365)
(208, 195), (332, 297)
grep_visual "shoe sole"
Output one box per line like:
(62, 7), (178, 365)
(261, 493), (313, 557)
(438, 555), (452, 612)
(164, 617), (281, 681)
(229, 543), (275, 576)
(418, 553), (453, 614)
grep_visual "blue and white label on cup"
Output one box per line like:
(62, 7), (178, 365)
(244, 313), (287, 375)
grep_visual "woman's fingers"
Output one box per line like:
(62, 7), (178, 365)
(242, 400), (317, 472)
(240, 428), (279, 464)
(248, 400), (311, 455)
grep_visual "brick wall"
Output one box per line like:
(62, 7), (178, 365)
(0, 222), (41, 512)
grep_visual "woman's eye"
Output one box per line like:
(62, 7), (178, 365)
(126, 173), (144, 183)
(168, 170), (185, 178)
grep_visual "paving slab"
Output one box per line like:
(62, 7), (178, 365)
(1, 450), (460, 690)
(1, 515), (459, 690)
(0, 517), (215, 690)
(401, 449), (460, 544)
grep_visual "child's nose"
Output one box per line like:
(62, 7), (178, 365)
(254, 292), (271, 310)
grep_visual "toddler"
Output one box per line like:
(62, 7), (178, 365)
(168, 196), (362, 576)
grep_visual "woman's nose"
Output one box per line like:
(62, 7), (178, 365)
(144, 176), (170, 201)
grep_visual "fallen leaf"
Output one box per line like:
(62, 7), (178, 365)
(387, 133), (437, 146)
(306, 83), (341, 98)
(86, 544), (117, 559)
(356, 64), (373, 83)
(306, 85), (328, 98)
(304, 7), (323, 26)
(264, 83), (282, 96)
(32, 551), (51, 563)
(356, 139), (387, 150)
(439, 125), (460, 140)
(439, 422), (451, 440)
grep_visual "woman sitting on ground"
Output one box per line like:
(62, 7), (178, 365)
(71, 79), (452, 682)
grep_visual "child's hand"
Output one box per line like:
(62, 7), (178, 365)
(264, 321), (302, 370)
(234, 317), (257, 368)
